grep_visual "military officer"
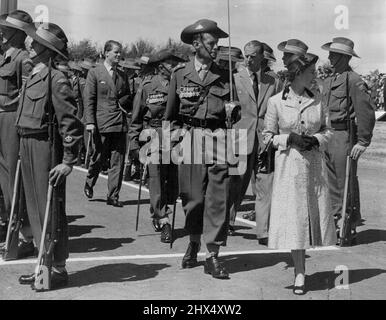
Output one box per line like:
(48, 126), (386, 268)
(0, 10), (34, 255)
(15, 22), (83, 290)
(129, 49), (185, 242)
(216, 46), (244, 71)
(83, 40), (132, 207)
(321, 37), (375, 244)
(165, 19), (237, 279)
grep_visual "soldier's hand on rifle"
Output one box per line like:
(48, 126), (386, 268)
(350, 143), (367, 160)
(86, 124), (95, 133)
(129, 149), (140, 162)
(49, 163), (73, 187)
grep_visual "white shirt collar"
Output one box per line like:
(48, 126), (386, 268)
(4, 47), (16, 59)
(194, 56), (212, 73)
(31, 62), (46, 76)
(104, 60), (114, 72)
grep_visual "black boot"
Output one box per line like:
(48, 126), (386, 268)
(181, 242), (200, 268)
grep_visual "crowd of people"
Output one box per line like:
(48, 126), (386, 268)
(0, 9), (376, 295)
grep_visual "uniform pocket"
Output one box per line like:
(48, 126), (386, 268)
(0, 67), (16, 95)
(25, 89), (47, 120)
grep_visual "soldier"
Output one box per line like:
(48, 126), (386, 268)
(165, 19), (237, 279)
(15, 22), (83, 289)
(118, 59), (141, 182)
(129, 49), (185, 242)
(0, 10), (34, 255)
(83, 40), (132, 207)
(229, 41), (281, 245)
(321, 37), (375, 244)
(261, 43), (278, 78)
(215, 46), (244, 71)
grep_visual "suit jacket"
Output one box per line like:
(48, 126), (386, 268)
(234, 64), (281, 154)
(84, 63), (131, 133)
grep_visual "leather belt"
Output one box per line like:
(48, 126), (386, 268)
(146, 118), (163, 128)
(179, 114), (226, 130)
(331, 122), (348, 131)
(18, 127), (48, 137)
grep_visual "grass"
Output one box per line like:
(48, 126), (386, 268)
(361, 121), (386, 166)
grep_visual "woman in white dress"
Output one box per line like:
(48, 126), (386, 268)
(263, 53), (337, 295)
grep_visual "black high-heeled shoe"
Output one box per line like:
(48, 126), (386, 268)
(293, 274), (306, 295)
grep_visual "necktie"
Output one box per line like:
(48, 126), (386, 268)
(252, 72), (259, 101)
(198, 65), (208, 81)
(112, 68), (118, 85)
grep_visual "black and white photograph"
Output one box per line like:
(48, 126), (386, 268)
(0, 0), (385, 304)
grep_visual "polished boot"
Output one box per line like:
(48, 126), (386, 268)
(106, 198), (123, 207)
(204, 256), (230, 279)
(181, 242), (200, 269)
(84, 183), (93, 199)
(160, 224), (172, 243)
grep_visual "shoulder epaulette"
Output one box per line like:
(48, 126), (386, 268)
(173, 63), (186, 73)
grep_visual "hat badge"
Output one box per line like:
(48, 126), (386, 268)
(195, 24), (204, 30)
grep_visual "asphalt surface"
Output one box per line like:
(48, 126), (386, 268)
(0, 157), (385, 300)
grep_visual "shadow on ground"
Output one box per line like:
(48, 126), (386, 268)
(285, 268), (386, 292)
(69, 225), (105, 238)
(356, 229), (386, 245)
(222, 253), (293, 274)
(69, 237), (135, 253)
(67, 215), (85, 224)
(67, 262), (170, 288)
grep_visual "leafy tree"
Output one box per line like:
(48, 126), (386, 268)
(68, 39), (99, 61)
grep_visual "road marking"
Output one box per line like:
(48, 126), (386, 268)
(0, 246), (340, 266)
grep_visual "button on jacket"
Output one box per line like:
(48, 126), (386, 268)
(16, 64), (84, 165)
(83, 63), (132, 133)
(322, 70), (375, 147)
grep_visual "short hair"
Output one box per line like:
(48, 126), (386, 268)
(104, 40), (122, 53)
(244, 40), (264, 54)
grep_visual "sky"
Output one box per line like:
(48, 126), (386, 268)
(18, 0), (386, 74)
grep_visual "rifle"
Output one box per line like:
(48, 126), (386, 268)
(84, 131), (92, 169)
(2, 159), (24, 261)
(339, 73), (360, 247)
(135, 160), (148, 231)
(170, 201), (177, 249)
(34, 60), (64, 291)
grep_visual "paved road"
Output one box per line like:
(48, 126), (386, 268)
(0, 161), (385, 300)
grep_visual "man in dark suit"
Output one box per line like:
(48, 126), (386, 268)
(229, 41), (281, 244)
(83, 40), (132, 207)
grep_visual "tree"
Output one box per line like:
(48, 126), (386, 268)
(68, 39), (99, 61)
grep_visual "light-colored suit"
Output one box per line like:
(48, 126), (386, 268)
(230, 64), (281, 239)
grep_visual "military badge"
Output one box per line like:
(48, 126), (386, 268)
(179, 86), (201, 99)
(147, 93), (167, 104)
(64, 135), (73, 143)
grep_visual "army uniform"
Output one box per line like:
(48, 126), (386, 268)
(165, 58), (234, 247)
(321, 38), (376, 235)
(129, 73), (178, 232)
(323, 70), (375, 223)
(0, 47), (32, 226)
(15, 61), (83, 265)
